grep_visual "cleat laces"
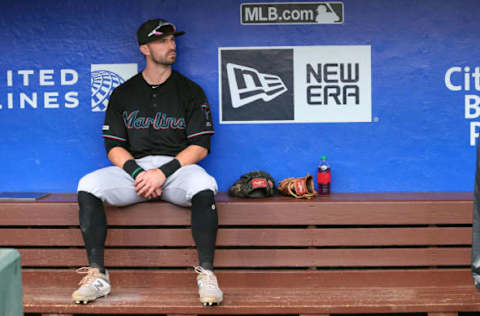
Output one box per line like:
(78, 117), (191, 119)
(194, 266), (219, 290)
(76, 267), (103, 286)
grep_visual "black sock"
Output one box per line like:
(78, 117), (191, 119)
(78, 191), (107, 274)
(191, 190), (218, 271)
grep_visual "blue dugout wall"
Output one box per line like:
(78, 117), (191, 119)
(0, 0), (478, 193)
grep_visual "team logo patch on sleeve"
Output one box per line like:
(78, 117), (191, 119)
(201, 104), (212, 126)
(102, 125), (110, 131)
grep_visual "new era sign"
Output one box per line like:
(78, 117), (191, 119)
(219, 46), (372, 124)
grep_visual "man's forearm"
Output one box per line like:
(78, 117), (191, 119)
(175, 145), (208, 166)
(108, 147), (135, 168)
(135, 146), (207, 199)
(108, 145), (207, 169)
(108, 144), (207, 176)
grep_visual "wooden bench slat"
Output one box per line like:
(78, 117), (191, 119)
(221, 201), (473, 225)
(22, 266), (480, 314)
(23, 283), (480, 315)
(20, 269), (479, 315)
(20, 268), (474, 289)
(314, 227), (472, 246)
(17, 248), (470, 267)
(0, 193), (473, 226)
(0, 227), (472, 246)
(36, 192), (473, 202)
(0, 199), (472, 226)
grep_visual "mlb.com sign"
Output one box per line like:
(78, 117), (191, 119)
(241, 2), (344, 24)
(219, 46), (371, 123)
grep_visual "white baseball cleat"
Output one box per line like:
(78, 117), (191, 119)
(194, 266), (223, 306)
(72, 267), (111, 304)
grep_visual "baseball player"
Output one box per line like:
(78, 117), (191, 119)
(72, 18), (222, 306)
(473, 141), (480, 290)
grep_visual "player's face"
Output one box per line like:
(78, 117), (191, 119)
(146, 35), (177, 65)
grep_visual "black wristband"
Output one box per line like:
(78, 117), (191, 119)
(159, 159), (181, 178)
(122, 159), (144, 180)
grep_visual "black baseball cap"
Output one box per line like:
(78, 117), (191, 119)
(137, 18), (185, 46)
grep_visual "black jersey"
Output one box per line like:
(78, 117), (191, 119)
(102, 71), (214, 158)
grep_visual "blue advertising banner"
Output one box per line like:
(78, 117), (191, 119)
(0, 0), (478, 193)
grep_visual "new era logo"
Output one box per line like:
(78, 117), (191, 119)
(226, 63), (288, 108)
(219, 48), (294, 122)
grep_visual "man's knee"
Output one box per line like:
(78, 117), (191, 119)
(77, 172), (99, 195)
(192, 189), (215, 206)
(187, 172), (217, 198)
(77, 171), (115, 204)
(191, 189), (217, 216)
(191, 190), (218, 229)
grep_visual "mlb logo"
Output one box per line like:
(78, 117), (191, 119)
(219, 48), (294, 123)
(90, 64), (138, 112)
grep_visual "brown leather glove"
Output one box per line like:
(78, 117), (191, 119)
(278, 174), (317, 199)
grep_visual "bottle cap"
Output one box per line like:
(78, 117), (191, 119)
(321, 155), (327, 160)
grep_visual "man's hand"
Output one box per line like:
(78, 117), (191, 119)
(134, 169), (166, 199)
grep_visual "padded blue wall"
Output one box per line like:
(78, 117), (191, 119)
(0, 0), (478, 193)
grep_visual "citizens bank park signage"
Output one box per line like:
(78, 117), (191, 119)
(445, 65), (480, 146)
(218, 46), (372, 123)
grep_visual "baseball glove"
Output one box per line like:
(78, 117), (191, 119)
(278, 174), (317, 199)
(228, 170), (276, 198)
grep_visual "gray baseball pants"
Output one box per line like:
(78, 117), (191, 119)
(77, 155), (218, 207)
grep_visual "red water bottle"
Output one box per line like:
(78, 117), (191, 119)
(317, 155), (331, 195)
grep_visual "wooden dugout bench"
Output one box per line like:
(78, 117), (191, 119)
(0, 192), (479, 316)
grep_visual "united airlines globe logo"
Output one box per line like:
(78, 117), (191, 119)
(90, 70), (125, 112)
(90, 63), (138, 112)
